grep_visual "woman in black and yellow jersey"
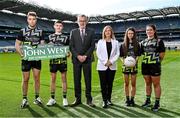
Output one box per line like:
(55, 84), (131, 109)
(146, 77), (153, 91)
(141, 24), (165, 112)
(120, 27), (141, 107)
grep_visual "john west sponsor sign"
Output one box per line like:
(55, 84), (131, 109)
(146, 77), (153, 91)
(22, 44), (69, 61)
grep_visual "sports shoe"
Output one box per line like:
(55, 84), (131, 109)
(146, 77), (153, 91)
(63, 98), (68, 107)
(142, 99), (151, 107)
(47, 98), (56, 106)
(130, 99), (135, 107)
(33, 97), (42, 105)
(125, 100), (131, 106)
(21, 99), (29, 108)
(151, 103), (160, 112)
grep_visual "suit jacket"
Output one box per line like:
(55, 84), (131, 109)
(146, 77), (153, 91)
(70, 28), (95, 64)
(96, 39), (120, 70)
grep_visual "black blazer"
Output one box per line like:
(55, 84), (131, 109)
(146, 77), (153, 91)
(69, 28), (95, 64)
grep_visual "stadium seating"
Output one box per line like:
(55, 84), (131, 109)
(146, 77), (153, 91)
(0, 40), (15, 47)
(0, 11), (180, 49)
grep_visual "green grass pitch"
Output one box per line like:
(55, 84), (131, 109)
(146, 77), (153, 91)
(0, 51), (180, 117)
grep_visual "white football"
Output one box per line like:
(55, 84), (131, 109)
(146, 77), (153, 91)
(124, 56), (136, 67)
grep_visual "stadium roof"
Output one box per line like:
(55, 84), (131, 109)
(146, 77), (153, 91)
(0, 0), (180, 23)
(0, 0), (77, 21)
(89, 6), (180, 23)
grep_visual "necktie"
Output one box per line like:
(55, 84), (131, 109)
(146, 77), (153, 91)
(81, 29), (85, 42)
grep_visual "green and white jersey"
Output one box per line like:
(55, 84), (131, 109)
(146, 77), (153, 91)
(141, 38), (165, 64)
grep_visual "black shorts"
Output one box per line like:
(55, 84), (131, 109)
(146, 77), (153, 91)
(21, 60), (41, 72)
(122, 64), (138, 75)
(50, 64), (67, 73)
(141, 63), (161, 76)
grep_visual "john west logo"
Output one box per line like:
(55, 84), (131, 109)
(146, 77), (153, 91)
(22, 44), (69, 61)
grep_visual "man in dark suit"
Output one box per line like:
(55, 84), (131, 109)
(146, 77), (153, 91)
(70, 15), (95, 107)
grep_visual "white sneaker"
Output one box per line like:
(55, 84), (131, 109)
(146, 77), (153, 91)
(33, 97), (42, 105)
(63, 98), (68, 107)
(46, 98), (56, 106)
(21, 99), (29, 108)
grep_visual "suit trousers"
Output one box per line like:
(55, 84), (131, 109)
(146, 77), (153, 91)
(98, 68), (116, 102)
(73, 62), (92, 102)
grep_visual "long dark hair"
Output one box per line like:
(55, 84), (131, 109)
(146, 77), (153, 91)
(123, 27), (138, 56)
(146, 24), (158, 39)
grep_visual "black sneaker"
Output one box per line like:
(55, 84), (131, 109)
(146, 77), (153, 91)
(125, 100), (131, 106)
(151, 103), (160, 112)
(130, 99), (135, 107)
(141, 100), (151, 107)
